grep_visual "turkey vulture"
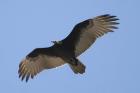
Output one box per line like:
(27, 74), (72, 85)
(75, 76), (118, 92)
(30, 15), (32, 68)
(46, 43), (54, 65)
(18, 14), (119, 82)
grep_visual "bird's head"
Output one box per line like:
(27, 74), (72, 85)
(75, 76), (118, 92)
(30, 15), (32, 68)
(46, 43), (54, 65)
(51, 41), (62, 45)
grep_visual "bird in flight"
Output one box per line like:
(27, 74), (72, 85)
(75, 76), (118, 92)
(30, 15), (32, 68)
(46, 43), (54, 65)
(18, 14), (119, 82)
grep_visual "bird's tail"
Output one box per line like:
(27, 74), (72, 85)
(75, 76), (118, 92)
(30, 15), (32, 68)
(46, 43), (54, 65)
(69, 60), (86, 74)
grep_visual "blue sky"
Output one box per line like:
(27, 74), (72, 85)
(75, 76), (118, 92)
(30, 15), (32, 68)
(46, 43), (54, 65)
(0, 0), (140, 93)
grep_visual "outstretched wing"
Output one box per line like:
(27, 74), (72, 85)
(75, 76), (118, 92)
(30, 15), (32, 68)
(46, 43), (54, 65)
(18, 54), (65, 82)
(62, 14), (119, 56)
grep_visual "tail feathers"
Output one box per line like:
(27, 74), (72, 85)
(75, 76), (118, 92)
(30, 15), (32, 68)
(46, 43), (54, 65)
(69, 61), (86, 74)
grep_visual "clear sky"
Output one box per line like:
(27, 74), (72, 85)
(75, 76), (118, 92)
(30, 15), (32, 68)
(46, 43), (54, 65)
(0, 0), (140, 93)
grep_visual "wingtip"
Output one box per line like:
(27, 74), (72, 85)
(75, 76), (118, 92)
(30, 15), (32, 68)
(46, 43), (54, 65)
(99, 14), (119, 19)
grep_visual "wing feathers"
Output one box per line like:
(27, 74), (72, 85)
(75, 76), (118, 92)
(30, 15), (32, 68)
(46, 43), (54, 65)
(19, 56), (48, 82)
(73, 14), (119, 56)
(18, 55), (65, 82)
